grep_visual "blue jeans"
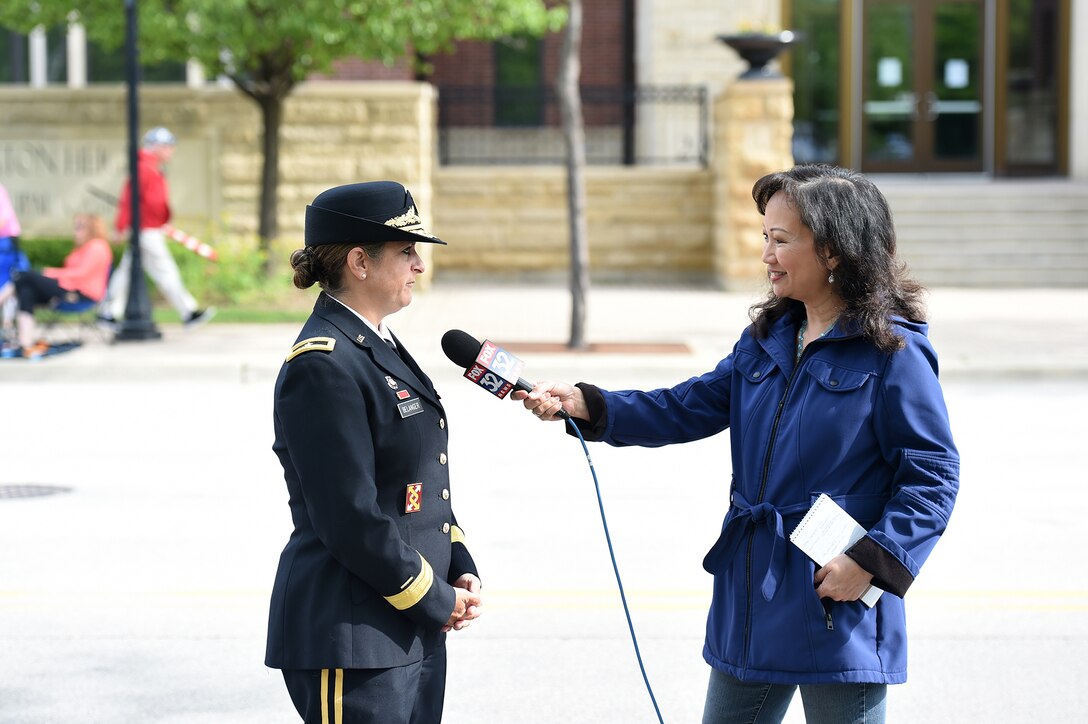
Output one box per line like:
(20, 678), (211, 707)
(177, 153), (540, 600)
(702, 668), (887, 724)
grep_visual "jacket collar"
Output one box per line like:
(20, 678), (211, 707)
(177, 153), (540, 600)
(312, 293), (440, 407)
(757, 310), (865, 372)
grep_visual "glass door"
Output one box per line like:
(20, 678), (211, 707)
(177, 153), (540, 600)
(862, 0), (985, 172)
(999, 0), (1064, 175)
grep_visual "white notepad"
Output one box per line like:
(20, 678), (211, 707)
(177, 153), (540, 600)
(790, 494), (884, 608)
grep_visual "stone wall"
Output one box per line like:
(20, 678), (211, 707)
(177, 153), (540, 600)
(636, 0), (781, 95)
(433, 80), (795, 289)
(0, 78), (796, 289)
(0, 82), (436, 257)
(713, 78), (796, 288)
(432, 166), (713, 281)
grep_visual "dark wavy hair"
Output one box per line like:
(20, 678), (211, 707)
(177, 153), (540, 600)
(289, 242), (385, 294)
(749, 164), (925, 353)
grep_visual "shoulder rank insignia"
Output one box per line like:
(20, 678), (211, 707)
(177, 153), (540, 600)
(285, 336), (336, 362)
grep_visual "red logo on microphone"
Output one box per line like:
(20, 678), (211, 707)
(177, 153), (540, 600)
(463, 340), (524, 399)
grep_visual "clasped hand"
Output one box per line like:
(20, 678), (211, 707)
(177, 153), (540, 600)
(443, 573), (482, 632)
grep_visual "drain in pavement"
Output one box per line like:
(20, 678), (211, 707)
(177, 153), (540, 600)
(0, 484), (73, 500)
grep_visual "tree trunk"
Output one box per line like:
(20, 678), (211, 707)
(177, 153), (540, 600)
(256, 93), (283, 274)
(558, 0), (588, 350)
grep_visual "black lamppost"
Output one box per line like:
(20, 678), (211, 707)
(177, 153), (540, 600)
(115, 0), (161, 341)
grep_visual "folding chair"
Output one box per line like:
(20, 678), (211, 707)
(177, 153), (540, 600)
(35, 296), (104, 345)
(1, 237), (30, 343)
(36, 268), (115, 345)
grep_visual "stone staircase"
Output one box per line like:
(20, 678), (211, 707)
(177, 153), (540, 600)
(873, 177), (1088, 287)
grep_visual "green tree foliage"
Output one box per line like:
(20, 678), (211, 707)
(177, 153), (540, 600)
(1, 1), (565, 270)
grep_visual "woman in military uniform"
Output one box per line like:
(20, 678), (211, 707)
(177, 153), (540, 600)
(266, 181), (481, 724)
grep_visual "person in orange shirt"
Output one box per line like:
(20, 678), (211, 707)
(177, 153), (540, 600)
(0, 213), (113, 359)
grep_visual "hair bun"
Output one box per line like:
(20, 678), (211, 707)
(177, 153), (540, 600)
(290, 247), (316, 289)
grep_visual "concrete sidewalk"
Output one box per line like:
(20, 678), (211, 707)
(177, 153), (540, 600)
(2, 285), (1086, 382)
(1, 283), (1086, 724)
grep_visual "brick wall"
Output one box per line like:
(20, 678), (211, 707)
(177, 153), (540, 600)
(333, 1), (630, 129)
(427, 0), (626, 90)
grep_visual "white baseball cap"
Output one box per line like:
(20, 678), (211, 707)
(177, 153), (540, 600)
(142, 127), (177, 147)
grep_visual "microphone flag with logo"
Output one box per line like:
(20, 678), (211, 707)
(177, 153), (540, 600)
(441, 329), (572, 419)
(442, 330), (525, 399)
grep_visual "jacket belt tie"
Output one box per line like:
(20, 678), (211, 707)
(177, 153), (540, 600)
(702, 492), (811, 602)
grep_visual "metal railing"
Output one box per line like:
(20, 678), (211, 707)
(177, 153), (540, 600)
(437, 84), (708, 166)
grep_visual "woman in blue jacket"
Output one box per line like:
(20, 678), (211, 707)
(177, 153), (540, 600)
(515, 164), (959, 723)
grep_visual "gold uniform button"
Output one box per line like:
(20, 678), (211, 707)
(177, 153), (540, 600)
(439, 418), (446, 429)
(439, 453), (447, 465)
(441, 488), (450, 500)
(441, 522), (451, 534)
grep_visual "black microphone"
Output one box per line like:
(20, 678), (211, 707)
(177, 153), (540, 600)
(441, 329), (570, 419)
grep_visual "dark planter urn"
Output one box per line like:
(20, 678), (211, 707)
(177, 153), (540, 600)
(717, 31), (799, 80)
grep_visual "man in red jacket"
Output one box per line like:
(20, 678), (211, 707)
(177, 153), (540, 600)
(100, 127), (215, 328)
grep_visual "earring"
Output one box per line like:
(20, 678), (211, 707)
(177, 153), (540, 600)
(359, 273), (366, 280)
(828, 272), (835, 283)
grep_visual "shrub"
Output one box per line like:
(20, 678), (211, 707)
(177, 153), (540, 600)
(19, 234), (310, 317)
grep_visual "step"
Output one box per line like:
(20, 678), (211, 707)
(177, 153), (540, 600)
(912, 267), (1088, 286)
(896, 227), (1087, 243)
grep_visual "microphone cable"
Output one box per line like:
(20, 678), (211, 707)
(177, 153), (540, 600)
(565, 418), (665, 724)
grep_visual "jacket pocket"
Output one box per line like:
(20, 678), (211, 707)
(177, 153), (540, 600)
(733, 350), (777, 384)
(804, 359), (872, 392)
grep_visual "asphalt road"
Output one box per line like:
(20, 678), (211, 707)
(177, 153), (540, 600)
(1, 285), (1086, 723)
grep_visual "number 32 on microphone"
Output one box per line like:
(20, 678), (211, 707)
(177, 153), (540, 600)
(464, 340), (524, 398)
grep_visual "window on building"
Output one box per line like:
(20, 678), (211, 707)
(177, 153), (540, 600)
(1003, 0), (1059, 173)
(0, 28), (29, 83)
(45, 25), (67, 84)
(494, 36), (544, 126)
(86, 37), (186, 83)
(790, 0), (841, 163)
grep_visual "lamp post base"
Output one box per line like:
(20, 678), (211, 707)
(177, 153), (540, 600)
(114, 319), (163, 342)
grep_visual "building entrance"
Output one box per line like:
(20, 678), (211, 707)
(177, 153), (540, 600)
(861, 0), (985, 172)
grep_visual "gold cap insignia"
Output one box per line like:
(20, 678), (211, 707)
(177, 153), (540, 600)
(384, 206), (433, 237)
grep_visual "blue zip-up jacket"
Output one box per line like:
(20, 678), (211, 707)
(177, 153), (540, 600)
(574, 313), (959, 684)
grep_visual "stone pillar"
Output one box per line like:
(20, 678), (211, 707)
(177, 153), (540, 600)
(711, 77), (794, 289)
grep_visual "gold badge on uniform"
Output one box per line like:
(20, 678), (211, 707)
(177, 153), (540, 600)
(405, 483), (422, 513)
